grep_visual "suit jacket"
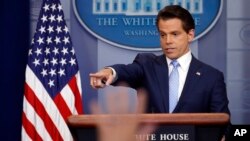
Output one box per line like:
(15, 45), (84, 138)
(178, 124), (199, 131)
(111, 53), (230, 115)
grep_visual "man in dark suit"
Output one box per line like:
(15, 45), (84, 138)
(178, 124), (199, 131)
(90, 5), (230, 140)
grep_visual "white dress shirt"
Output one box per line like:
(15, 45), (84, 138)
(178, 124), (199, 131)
(166, 51), (192, 99)
(109, 51), (192, 100)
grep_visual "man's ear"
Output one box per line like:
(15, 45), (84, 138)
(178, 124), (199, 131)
(188, 29), (195, 42)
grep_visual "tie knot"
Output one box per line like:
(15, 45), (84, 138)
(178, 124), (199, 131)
(171, 60), (179, 68)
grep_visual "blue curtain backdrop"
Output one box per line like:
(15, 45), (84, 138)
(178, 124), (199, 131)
(0, 0), (29, 140)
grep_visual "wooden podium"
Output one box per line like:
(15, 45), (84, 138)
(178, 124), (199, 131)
(67, 113), (229, 141)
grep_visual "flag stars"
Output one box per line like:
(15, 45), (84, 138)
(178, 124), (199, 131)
(48, 79), (55, 87)
(56, 15), (63, 23)
(70, 48), (75, 55)
(41, 15), (48, 23)
(49, 14), (56, 23)
(69, 58), (76, 66)
(43, 58), (49, 66)
(58, 4), (63, 12)
(58, 68), (65, 76)
(51, 4), (57, 11)
(39, 26), (46, 34)
(52, 47), (59, 55)
(63, 37), (70, 44)
(56, 26), (62, 34)
(50, 58), (58, 66)
(41, 69), (48, 77)
(49, 68), (56, 77)
(61, 47), (68, 55)
(37, 37), (44, 45)
(28, 49), (32, 56)
(59, 58), (67, 66)
(31, 38), (34, 45)
(43, 4), (50, 12)
(28, 1), (80, 95)
(54, 36), (61, 44)
(44, 47), (50, 55)
(63, 26), (69, 33)
(34, 48), (42, 56)
(47, 25), (54, 33)
(46, 37), (52, 44)
(33, 58), (40, 66)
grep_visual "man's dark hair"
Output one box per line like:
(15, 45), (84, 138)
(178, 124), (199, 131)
(156, 5), (195, 33)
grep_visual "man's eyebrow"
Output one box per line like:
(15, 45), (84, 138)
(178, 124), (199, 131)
(159, 30), (180, 34)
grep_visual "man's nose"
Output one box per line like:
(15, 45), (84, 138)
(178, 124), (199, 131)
(165, 35), (173, 44)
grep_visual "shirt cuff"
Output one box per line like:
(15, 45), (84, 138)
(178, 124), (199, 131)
(105, 67), (118, 83)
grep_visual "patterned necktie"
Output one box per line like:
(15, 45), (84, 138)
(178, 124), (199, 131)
(169, 60), (179, 113)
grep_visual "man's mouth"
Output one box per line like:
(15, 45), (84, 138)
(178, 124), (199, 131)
(165, 48), (175, 52)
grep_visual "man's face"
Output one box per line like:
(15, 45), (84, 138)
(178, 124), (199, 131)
(158, 18), (194, 59)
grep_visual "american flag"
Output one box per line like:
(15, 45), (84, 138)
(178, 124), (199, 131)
(22, 0), (83, 140)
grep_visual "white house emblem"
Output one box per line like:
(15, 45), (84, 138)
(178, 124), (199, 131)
(73, 0), (223, 51)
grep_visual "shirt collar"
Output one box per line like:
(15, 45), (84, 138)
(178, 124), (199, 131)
(166, 50), (192, 72)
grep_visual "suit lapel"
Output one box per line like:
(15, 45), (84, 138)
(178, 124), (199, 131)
(174, 56), (203, 112)
(154, 55), (169, 112)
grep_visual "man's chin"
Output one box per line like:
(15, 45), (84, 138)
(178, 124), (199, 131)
(165, 53), (178, 60)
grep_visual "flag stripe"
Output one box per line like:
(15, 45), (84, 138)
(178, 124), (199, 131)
(60, 83), (77, 114)
(76, 72), (82, 95)
(68, 75), (83, 114)
(25, 66), (73, 140)
(54, 93), (72, 120)
(22, 112), (43, 141)
(24, 83), (63, 141)
(22, 126), (33, 141)
(22, 96), (52, 141)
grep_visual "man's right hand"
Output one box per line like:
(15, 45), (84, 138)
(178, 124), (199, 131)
(89, 68), (114, 89)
